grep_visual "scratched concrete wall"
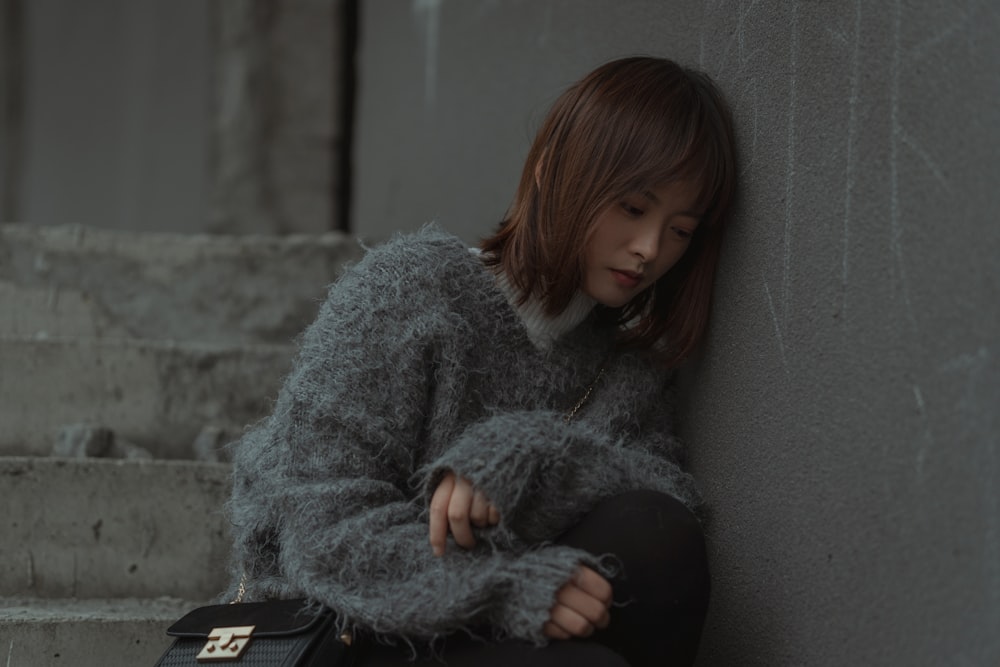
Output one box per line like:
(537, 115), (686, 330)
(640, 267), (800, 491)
(354, 1), (1000, 665)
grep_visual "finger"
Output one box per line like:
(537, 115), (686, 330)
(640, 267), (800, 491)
(448, 476), (477, 549)
(428, 473), (455, 556)
(548, 601), (595, 638)
(487, 504), (500, 526)
(558, 582), (610, 629)
(573, 566), (614, 607)
(470, 489), (490, 527)
(542, 621), (571, 640)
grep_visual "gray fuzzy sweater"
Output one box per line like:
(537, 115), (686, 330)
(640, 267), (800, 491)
(225, 225), (701, 645)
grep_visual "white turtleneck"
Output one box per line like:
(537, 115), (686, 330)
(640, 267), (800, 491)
(470, 248), (595, 350)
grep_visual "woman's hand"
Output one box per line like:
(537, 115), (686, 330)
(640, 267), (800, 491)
(543, 566), (613, 640)
(429, 471), (501, 556)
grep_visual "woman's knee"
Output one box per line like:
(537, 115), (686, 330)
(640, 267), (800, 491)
(589, 491), (706, 556)
(562, 490), (709, 608)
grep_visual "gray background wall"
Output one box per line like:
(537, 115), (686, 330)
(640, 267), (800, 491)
(1, 0), (343, 235)
(16, 0), (210, 233)
(353, 1), (999, 665)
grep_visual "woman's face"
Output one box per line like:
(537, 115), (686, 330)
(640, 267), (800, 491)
(581, 179), (702, 308)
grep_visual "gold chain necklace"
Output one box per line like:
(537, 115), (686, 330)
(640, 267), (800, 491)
(563, 365), (606, 423)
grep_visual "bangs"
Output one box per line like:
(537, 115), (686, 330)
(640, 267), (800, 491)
(663, 127), (733, 228)
(602, 66), (736, 229)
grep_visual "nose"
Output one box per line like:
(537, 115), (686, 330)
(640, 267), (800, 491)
(628, 224), (661, 264)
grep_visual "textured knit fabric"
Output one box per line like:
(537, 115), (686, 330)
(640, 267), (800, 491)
(225, 225), (701, 646)
(353, 490), (708, 667)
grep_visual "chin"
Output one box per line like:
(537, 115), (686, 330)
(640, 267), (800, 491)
(584, 280), (638, 309)
(593, 293), (633, 309)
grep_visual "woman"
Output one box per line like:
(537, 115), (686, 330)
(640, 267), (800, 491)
(226, 56), (737, 666)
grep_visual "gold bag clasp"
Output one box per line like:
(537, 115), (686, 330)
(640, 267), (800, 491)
(196, 625), (255, 662)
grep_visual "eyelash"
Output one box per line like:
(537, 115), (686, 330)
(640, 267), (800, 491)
(620, 202), (694, 239)
(620, 202), (644, 217)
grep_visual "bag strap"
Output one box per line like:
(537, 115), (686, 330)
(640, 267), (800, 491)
(231, 575), (247, 604)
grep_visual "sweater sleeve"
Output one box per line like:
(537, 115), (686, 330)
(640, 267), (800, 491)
(226, 232), (593, 644)
(418, 381), (702, 545)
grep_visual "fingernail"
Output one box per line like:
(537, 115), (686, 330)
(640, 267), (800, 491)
(433, 546), (443, 557)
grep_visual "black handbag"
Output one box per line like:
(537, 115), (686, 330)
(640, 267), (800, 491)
(154, 598), (353, 666)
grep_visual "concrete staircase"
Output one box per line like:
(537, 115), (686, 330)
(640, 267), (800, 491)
(0, 224), (362, 665)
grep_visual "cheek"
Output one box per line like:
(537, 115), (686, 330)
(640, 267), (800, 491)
(583, 228), (613, 269)
(582, 242), (599, 275)
(652, 244), (691, 279)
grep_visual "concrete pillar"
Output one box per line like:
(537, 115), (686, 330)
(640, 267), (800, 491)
(207, 0), (349, 234)
(0, 0), (23, 221)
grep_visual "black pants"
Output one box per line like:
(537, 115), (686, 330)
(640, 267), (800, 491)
(356, 490), (710, 667)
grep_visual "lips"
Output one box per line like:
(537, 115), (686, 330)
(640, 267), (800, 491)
(610, 269), (642, 289)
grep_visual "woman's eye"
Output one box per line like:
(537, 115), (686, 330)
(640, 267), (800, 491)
(620, 203), (644, 217)
(673, 227), (693, 239)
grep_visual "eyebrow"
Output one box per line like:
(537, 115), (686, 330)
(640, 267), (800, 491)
(641, 190), (704, 219)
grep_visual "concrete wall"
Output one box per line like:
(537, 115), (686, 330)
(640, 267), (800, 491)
(354, 1), (1000, 665)
(4, 0), (346, 234)
(1, 0), (25, 221)
(17, 0), (210, 233)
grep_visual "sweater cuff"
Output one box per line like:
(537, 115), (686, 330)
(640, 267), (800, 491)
(416, 411), (566, 517)
(492, 545), (597, 644)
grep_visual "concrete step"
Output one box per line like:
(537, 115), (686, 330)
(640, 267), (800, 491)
(0, 596), (199, 667)
(0, 223), (362, 345)
(0, 457), (232, 601)
(0, 336), (292, 458)
(0, 281), (133, 340)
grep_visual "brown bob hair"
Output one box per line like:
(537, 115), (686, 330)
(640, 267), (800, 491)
(480, 56), (737, 368)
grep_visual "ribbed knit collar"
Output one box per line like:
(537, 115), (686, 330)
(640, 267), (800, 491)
(470, 248), (595, 350)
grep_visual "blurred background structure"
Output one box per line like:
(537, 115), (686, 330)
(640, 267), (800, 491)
(1, 1), (998, 665)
